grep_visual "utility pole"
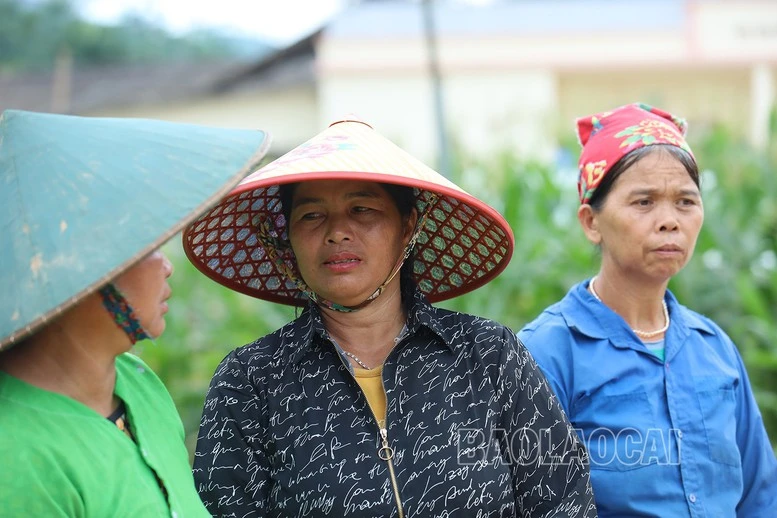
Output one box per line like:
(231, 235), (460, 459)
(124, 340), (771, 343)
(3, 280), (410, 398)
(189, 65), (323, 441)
(421, 0), (451, 177)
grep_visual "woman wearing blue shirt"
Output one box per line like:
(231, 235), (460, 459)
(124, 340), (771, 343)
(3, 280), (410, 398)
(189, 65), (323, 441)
(518, 103), (777, 517)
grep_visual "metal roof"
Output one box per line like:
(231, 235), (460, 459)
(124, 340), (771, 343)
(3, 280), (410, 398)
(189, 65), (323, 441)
(328, 0), (686, 39)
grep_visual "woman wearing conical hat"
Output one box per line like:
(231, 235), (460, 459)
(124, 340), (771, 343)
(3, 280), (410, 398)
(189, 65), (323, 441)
(186, 118), (597, 517)
(0, 110), (269, 517)
(519, 103), (777, 516)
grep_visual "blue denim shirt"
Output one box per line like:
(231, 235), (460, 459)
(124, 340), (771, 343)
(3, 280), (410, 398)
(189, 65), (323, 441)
(518, 280), (777, 517)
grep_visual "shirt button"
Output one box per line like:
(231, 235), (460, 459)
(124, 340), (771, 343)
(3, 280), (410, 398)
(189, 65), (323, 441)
(677, 430), (683, 439)
(172, 512), (178, 518)
(689, 493), (697, 503)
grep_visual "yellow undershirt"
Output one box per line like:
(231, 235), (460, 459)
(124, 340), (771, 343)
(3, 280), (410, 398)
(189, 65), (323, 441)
(353, 365), (387, 428)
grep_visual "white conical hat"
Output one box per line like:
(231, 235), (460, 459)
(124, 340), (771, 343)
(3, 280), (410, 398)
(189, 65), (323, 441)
(183, 118), (513, 305)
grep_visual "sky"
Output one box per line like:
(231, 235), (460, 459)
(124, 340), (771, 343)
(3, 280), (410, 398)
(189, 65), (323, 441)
(78, 0), (348, 45)
(78, 0), (499, 46)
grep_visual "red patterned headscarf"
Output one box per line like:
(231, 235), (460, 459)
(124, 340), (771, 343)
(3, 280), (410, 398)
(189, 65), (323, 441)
(576, 103), (695, 204)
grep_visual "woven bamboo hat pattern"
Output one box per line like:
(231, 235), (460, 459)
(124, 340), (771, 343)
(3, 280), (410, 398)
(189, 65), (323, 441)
(0, 110), (270, 350)
(183, 118), (514, 306)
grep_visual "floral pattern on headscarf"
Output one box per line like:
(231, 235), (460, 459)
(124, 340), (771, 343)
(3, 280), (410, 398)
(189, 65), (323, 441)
(576, 103), (695, 204)
(578, 160), (609, 204)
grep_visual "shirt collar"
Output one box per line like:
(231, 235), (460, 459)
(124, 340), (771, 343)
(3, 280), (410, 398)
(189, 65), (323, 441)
(287, 303), (325, 366)
(287, 288), (456, 365)
(405, 289), (458, 353)
(560, 279), (716, 344)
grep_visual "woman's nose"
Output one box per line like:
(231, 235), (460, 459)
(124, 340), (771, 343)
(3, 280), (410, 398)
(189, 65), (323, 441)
(656, 204), (680, 232)
(161, 252), (174, 278)
(325, 215), (352, 243)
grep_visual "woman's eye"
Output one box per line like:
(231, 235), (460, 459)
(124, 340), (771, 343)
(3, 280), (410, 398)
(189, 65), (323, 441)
(679, 198), (697, 206)
(352, 206), (373, 213)
(635, 199), (652, 207)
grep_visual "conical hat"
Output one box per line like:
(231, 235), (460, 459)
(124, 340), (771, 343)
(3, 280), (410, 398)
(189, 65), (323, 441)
(0, 110), (270, 350)
(183, 118), (513, 306)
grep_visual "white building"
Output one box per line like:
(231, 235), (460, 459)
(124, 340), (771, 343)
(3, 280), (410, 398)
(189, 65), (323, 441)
(318, 0), (777, 164)
(3, 0), (775, 165)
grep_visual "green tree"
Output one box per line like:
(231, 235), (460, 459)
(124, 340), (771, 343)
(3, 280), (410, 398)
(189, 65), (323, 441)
(0, 0), (269, 73)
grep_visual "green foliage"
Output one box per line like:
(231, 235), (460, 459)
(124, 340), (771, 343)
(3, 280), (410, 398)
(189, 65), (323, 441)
(136, 119), (777, 454)
(134, 243), (295, 454)
(0, 0), (269, 73)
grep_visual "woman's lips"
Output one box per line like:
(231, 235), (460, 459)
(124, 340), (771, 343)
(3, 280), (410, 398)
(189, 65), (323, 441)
(161, 288), (172, 313)
(654, 244), (683, 256)
(324, 253), (361, 272)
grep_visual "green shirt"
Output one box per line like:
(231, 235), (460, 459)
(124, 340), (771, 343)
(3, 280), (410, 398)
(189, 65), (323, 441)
(0, 353), (209, 517)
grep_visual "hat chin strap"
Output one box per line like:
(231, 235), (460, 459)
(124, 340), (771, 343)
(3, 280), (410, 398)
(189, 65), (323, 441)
(312, 230), (418, 313)
(258, 199), (433, 313)
(99, 283), (150, 344)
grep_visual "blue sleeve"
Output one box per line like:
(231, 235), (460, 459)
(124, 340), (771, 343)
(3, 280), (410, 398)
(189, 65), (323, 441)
(518, 316), (574, 416)
(499, 327), (597, 517)
(729, 338), (777, 517)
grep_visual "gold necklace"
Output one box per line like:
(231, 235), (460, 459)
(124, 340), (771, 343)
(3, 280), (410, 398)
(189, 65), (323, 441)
(589, 276), (669, 338)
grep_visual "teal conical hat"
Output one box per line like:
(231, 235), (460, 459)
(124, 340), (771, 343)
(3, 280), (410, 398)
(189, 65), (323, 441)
(0, 110), (270, 350)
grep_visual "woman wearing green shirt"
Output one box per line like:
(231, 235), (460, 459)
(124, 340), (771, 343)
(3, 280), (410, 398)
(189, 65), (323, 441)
(0, 109), (269, 517)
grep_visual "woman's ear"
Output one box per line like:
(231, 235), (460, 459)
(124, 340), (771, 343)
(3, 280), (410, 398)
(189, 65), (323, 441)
(577, 204), (601, 246)
(403, 208), (419, 246)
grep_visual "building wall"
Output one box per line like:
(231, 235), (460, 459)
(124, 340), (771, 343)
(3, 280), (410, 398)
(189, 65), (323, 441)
(440, 70), (557, 163)
(691, 0), (777, 65)
(319, 74), (438, 161)
(317, 0), (776, 162)
(87, 86), (319, 158)
(319, 69), (557, 165)
(557, 66), (753, 137)
(80, 0), (776, 162)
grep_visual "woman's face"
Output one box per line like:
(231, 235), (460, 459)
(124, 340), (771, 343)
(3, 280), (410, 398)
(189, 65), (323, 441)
(579, 148), (704, 283)
(113, 250), (174, 338)
(287, 179), (416, 307)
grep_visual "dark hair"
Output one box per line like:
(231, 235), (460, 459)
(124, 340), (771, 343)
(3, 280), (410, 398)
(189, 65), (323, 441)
(278, 182), (419, 299)
(587, 145), (700, 212)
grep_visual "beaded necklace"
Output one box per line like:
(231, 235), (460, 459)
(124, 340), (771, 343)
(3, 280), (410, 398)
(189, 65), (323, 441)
(589, 276), (669, 338)
(343, 350), (371, 369)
